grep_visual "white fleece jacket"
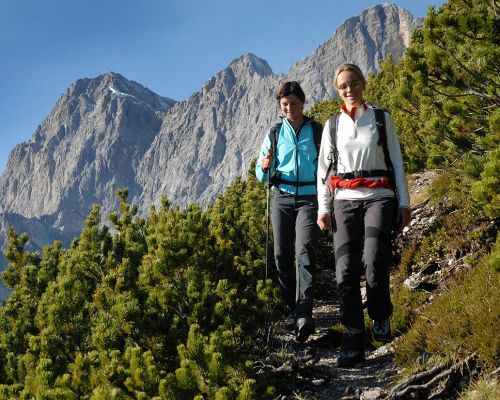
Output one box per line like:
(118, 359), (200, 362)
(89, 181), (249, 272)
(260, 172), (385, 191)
(317, 106), (410, 214)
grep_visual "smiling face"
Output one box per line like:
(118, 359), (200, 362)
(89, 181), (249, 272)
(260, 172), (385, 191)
(279, 94), (304, 123)
(336, 70), (365, 110)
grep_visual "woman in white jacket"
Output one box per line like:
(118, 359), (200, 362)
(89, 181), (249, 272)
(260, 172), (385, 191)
(316, 64), (410, 367)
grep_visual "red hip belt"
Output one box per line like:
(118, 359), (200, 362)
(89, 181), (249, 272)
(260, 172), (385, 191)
(329, 175), (393, 190)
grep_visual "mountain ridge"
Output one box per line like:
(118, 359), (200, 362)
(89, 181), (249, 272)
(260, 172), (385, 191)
(0, 3), (423, 277)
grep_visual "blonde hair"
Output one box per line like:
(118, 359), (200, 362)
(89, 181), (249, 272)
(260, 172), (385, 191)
(333, 63), (366, 88)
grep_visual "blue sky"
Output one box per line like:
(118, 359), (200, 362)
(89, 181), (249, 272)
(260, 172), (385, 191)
(0, 0), (444, 175)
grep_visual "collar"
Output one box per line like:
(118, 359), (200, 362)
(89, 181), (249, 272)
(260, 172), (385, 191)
(283, 115), (312, 131)
(341, 103), (367, 121)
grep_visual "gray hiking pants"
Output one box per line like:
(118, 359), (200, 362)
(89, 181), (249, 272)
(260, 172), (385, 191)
(272, 190), (320, 319)
(333, 198), (394, 351)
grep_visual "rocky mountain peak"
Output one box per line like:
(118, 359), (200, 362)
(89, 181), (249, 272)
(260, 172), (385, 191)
(201, 53), (274, 95)
(68, 72), (176, 111)
(358, 3), (420, 53)
(286, 3), (423, 103)
(228, 53), (274, 77)
(1, 4), (422, 280)
(0, 71), (177, 246)
(29, 72), (176, 147)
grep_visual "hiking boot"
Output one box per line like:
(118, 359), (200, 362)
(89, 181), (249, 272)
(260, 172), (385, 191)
(337, 350), (365, 367)
(295, 317), (315, 343)
(282, 312), (296, 331)
(372, 318), (392, 343)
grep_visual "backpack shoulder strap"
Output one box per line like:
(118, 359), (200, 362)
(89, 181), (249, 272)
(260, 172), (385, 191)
(373, 108), (398, 199)
(374, 108), (386, 144)
(311, 120), (323, 154)
(321, 112), (340, 184)
(373, 108), (394, 174)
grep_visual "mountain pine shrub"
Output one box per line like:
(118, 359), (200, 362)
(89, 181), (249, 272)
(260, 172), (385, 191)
(0, 174), (280, 398)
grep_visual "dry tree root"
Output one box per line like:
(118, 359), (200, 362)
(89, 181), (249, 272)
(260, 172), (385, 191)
(385, 353), (477, 399)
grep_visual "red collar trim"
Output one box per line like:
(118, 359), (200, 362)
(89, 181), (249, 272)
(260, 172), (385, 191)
(341, 103), (367, 121)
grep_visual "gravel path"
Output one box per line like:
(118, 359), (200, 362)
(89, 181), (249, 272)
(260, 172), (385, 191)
(263, 172), (441, 399)
(266, 269), (399, 400)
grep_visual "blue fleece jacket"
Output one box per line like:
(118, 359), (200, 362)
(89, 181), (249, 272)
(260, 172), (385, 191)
(255, 117), (318, 196)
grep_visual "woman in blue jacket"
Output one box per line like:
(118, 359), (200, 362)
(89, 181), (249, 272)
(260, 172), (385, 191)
(256, 81), (322, 343)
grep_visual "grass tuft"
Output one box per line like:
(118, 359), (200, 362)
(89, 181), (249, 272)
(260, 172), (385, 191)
(394, 234), (500, 367)
(458, 376), (500, 400)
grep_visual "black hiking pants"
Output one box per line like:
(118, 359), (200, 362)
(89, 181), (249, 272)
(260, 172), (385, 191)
(333, 198), (394, 351)
(272, 190), (320, 319)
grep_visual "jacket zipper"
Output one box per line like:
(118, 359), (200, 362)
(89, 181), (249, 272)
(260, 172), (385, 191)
(294, 120), (308, 195)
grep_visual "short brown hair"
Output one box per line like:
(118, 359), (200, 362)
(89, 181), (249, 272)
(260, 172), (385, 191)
(333, 63), (366, 88)
(275, 81), (306, 103)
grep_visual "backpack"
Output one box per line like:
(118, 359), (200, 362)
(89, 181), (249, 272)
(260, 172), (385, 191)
(322, 107), (398, 200)
(268, 117), (323, 187)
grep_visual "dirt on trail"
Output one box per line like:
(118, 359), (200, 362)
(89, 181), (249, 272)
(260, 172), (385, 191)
(259, 268), (397, 400)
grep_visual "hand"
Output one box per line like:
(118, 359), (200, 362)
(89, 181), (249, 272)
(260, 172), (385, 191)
(397, 207), (411, 230)
(261, 148), (273, 171)
(317, 212), (331, 231)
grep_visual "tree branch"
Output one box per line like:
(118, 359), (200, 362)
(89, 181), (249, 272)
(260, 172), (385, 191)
(385, 353), (477, 399)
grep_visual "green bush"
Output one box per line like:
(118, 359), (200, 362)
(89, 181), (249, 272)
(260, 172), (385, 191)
(459, 377), (500, 400)
(395, 234), (500, 367)
(0, 175), (280, 399)
(471, 148), (500, 219)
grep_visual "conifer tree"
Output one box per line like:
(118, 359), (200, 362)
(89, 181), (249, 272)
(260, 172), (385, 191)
(366, 0), (499, 171)
(0, 177), (279, 398)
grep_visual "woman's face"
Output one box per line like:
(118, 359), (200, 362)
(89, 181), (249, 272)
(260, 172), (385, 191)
(279, 94), (304, 123)
(336, 70), (364, 108)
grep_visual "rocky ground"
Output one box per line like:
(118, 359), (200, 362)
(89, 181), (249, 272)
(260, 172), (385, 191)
(259, 268), (398, 400)
(257, 170), (479, 399)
